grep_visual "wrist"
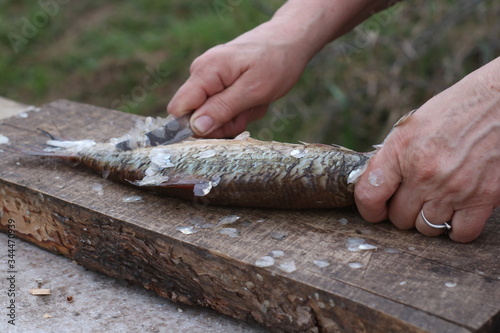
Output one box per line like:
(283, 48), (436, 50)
(267, 0), (398, 59)
(478, 56), (500, 94)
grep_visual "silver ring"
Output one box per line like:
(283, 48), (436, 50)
(420, 209), (452, 230)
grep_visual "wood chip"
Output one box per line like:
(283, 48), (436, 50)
(29, 288), (51, 296)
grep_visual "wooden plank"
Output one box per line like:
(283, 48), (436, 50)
(0, 96), (28, 119)
(0, 100), (498, 332)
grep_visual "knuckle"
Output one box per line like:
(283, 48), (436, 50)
(246, 84), (270, 104)
(480, 183), (500, 205)
(417, 162), (439, 181)
(209, 96), (234, 121)
(190, 56), (205, 74)
(190, 48), (220, 74)
(409, 151), (439, 181)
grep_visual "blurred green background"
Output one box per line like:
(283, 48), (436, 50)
(0, 0), (498, 151)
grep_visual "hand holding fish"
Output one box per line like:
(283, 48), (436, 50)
(355, 57), (500, 243)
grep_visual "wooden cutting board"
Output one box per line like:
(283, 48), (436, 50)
(0, 100), (498, 332)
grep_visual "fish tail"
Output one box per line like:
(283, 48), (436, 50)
(2, 127), (82, 158)
(3, 143), (77, 159)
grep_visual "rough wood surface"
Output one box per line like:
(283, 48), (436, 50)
(0, 100), (499, 333)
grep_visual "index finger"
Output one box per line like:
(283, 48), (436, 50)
(167, 71), (226, 118)
(354, 147), (402, 222)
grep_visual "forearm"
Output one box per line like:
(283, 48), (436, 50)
(256, 0), (400, 61)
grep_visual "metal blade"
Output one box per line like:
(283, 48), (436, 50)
(115, 114), (193, 151)
(145, 113), (193, 146)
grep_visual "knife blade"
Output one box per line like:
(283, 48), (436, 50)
(115, 113), (193, 151)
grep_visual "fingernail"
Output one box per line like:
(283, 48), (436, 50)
(192, 115), (214, 135)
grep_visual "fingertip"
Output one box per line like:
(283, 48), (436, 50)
(355, 185), (388, 223)
(449, 226), (484, 243)
(448, 208), (491, 243)
(167, 78), (208, 118)
(166, 98), (178, 116)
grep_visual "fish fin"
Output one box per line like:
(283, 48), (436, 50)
(233, 131), (260, 142)
(374, 109), (417, 151)
(304, 142), (355, 152)
(156, 182), (198, 188)
(328, 143), (354, 151)
(37, 129), (74, 141)
(130, 181), (197, 189)
(4, 135), (96, 159)
(393, 109), (416, 128)
(131, 174), (221, 197)
(130, 175), (211, 188)
(310, 143), (335, 148)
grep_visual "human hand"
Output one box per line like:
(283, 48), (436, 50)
(167, 0), (400, 138)
(355, 57), (500, 243)
(167, 22), (311, 138)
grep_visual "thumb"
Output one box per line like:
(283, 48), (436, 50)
(167, 47), (244, 122)
(354, 146), (402, 222)
(206, 105), (269, 139)
(189, 74), (268, 136)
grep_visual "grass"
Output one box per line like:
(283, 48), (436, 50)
(0, 0), (498, 151)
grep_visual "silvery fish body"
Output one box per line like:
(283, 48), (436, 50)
(17, 133), (370, 209)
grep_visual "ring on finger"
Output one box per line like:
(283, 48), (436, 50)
(420, 209), (452, 230)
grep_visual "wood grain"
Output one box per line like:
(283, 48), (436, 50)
(0, 100), (498, 332)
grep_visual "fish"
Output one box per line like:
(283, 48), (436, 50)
(10, 130), (371, 209)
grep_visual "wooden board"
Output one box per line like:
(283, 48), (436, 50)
(0, 100), (499, 332)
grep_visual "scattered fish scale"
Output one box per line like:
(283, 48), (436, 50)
(313, 260), (330, 268)
(255, 256), (275, 267)
(219, 228), (240, 237)
(349, 262), (364, 269)
(122, 195), (144, 203)
(0, 134), (10, 144)
(218, 215), (241, 226)
(175, 226), (199, 235)
(345, 237), (377, 252)
(338, 218), (349, 225)
(277, 260), (297, 273)
(91, 183), (104, 196)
